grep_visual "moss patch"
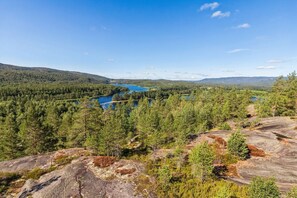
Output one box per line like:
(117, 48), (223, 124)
(23, 167), (56, 180)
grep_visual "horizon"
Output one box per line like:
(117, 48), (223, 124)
(0, 0), (296, 80)
(0, 62), (282, 81)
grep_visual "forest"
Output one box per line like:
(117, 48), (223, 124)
(0, 63), (109, 83)
(0, 72), (296, 197)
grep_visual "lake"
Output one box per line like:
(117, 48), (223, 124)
(98, 84), (149, 109)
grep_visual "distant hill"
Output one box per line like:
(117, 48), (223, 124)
(197, 77), (277, 88)
(0, 63), (109, 84)
(0, 63), (279, 87)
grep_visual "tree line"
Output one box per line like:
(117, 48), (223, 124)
(256, 72), (297, 117)
(0, 86), (251, 160)
(0, 83), (127, 101)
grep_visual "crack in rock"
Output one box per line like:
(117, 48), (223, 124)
(19, 176), (61, 198)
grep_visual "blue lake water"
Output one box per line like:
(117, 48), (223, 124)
(98, 84), (148, 109)
(114, 84), (148, 93)
(251, 96), (258, 102)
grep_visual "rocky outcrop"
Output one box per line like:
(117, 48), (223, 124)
(0, 149), (156, 198)
(0, 148), (91, 173)
(189, 117), (297, 191)
(17, 158), (152, 198)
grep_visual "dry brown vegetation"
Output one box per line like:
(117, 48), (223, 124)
(115, 168), (136, 175)
(208, 135), (227, 148)
(93, 156), (116, 168)
(226, 165), (239, 177)
(247, 144), (265, 157)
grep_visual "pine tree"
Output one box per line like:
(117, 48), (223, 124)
(57, 112), (74, 149)
(99, 108), (126, 157)
(19, 104), (47, 155)
(84, 100), (103, 152)
(189, 141), (215, 181)
(0, 113), (21, 160)
(68, 98), (92, 147)
(227, 130), (249, 159)
(46, 103), (61, 133)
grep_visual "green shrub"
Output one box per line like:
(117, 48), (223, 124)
(250, 118), (261, 128)
(157, 165), (172, 191)
(249, 177), (280, 198)
(286, 186), (297, 198)
(158, 179), (248, 198)
(219, 122), (232, 130)
(0, 172), (21, 194)
(215, 184), (232, 198)
(54, 155), (76, 166)
(221, 153), (239, 165)
(189, 141), (215, 181)
(24, 167), (56, 180)
(227, 131), (249, 160)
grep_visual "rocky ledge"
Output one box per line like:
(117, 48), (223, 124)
(190, 116), (297, 192)
(0, 149), (156, 198)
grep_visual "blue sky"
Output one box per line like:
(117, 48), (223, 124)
(0, 0), (296, 80)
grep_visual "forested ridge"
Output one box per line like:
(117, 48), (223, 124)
(0, 63), (109, 83)
(0, 83), (127, 101)
(197, 76), (277, 88)
(0, 71), (296, 197)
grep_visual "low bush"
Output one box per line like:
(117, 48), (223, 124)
(24, 167), (56, 180)
(219, 122), (232, 130)
(221, 153), (239, 165)
(54, 155), (76, 166)
(248, 177), (280, 198)
(0, 172), (21, 194)
(286, 186), (297, 198)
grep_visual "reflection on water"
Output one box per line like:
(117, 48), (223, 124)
(98, 84), (148, 109)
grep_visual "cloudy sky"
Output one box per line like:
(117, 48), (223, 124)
(0, 0), (296, 80)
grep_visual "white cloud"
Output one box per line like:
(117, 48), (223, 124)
(102, 69), (209, 80)
(257, 66), (276, 69)
(266, 59), (284, 64)
(227, 48), (249, 53)
(107, 58), (115, 62)
(222, 70), (235, 73)
(191, 72), (209, 77)
(200, 2), (219, 11)
(236, 23), (251, 29)
(211, 11), (231, 18)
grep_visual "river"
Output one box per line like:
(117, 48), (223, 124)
(98, 84), (149, 109)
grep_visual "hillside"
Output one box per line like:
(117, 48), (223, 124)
(197, 77), (277, 88)
(0, 63), (109, 84)
(1, 116), (297, 197)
